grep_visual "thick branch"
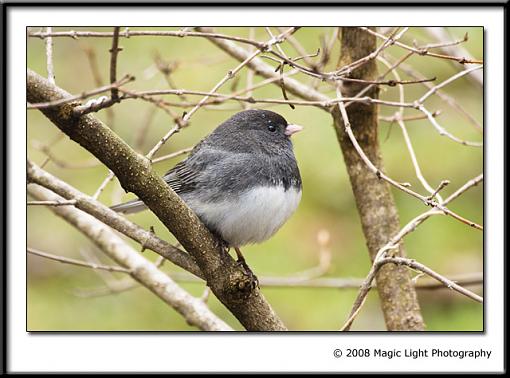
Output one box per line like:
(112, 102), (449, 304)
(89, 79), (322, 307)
(27, 160), (203, 279)
(332, 28), (425, 331)
(27, 184), (232, 331)
(27, 69), (286, 331)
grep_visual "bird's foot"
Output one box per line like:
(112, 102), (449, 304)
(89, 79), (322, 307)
(234, 248), (259, 290)
(236, 259), (259, 290)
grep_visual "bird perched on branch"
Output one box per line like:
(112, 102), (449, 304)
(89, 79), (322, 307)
(111, 109), (303, 280)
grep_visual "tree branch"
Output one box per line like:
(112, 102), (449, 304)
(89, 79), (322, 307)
(109, 26), (121, 102)
(28, 246), (131, 273)
(27, 160), (203, 278)
(27, 69), (287, 331)
(27, 184), (232, 331)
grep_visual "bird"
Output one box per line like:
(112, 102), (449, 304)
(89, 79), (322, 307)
(111, 109), (303, 277)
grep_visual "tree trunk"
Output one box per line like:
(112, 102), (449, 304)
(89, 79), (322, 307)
(332, 27), (425, 331)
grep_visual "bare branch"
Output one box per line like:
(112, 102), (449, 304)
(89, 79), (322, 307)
(109, 27), (121, 101)
(79, 270), (482, 297)
(45, 27), (55, 84)
(335, 27), (408, 77)
(27, 160), (203, 278)
(340, 255), (483, 331)
(145, 27), (298, 161)
(27, 69), (287, 331)
(28, 247), (131, 273)
(122, 88), (418, 109)
(379, 110), (441, 123)
(378, 55), (444, 201)
(195, 27), (331, 106)
(27, 199), (77, 207)
(385, 257), (483, 303)
(151, 147), (193, 164)
(92, 170), (115, 200)
(360, 27), (483, 64)
(31, 140), (101, 169)
(341, 173), (483, 330)
(83, 46), (116, 128)
(29, 28), (272, 50)
(336, 86), (483, 231)
(396, 58), (483, 132)
(424, 27), (483, 87)
(27, 74), (134, 110)
(27, 184), (232, 331)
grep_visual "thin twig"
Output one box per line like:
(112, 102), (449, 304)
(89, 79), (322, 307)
(424, 27), (483, 87)
(379, 111), (441, 123)
(335, 27), (408, 77)
(360, 27), (483, 64)
(145, 27), (297, 161)
(427, 180), (450, 201)
(276, 26), (320, 70)
(28, 247), (131, 273)
(151, 147), (193, 164)
(443, 174), (483, 205)
(344, 51), (415, 108)
(83, 46), (115, 128)
(92, 170), (115, 200)
(119, 87), (185, 126)
(31, 140), (100, 169)
(336, 86), (483, 231)
(382, 257), (483, 303)
(121, 88), (420, 109)
(45, 27), (55, 84)
(109, 27), (121, 101)
(340, 173), (483, 330)
(396, 58), (483, 132)
(27, 74), (134, 110)
(417, 104), (482, 147)
(76, 270), (483, 297)
(153, 52), (187, 101)
(378, 55), (444, 201)
(340, 254), (483, 331)
(29, 28), (271, 50)
(418, 65), (483, 104)
(243, 27), (256, 110)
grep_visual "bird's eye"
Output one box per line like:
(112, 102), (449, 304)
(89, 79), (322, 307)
(267, 124), (277, 132)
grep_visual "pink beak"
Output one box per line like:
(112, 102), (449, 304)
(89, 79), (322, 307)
(284, 124), (303, 137)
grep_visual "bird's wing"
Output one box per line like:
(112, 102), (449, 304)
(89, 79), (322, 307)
(162, 147), (268, 196)
(162, 140), (227, 194)
(162, 159), (202, 194)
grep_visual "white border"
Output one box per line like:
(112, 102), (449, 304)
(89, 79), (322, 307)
(8, 6), (505, 373)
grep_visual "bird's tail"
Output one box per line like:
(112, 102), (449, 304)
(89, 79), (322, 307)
(110, 199), (147, 214)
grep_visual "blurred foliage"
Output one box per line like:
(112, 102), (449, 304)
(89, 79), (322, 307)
(27, 27), (483, 331)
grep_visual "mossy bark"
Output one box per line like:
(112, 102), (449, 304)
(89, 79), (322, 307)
(332, 28), (425, 330)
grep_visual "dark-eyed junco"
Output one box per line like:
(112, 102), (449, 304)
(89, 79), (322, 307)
(111, 109), (303, 269)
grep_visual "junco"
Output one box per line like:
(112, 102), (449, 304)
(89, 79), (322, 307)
(111, 109), (303, 273)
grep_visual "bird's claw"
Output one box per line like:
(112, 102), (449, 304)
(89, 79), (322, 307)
(236, 258), (259, 290)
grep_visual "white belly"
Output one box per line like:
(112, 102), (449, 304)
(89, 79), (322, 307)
(188, 186), (302, 247)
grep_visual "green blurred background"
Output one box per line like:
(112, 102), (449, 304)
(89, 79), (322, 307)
(27, 27), (483, 331)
